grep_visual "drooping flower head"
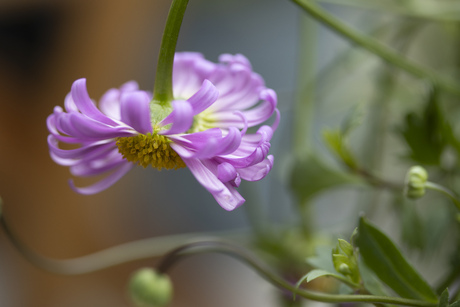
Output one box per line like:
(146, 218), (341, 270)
(47, 52), (279, 211)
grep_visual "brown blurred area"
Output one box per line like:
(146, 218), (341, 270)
(0, 1), (171, 306)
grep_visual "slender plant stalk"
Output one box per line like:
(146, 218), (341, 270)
(290, 0), (460, 97)
(153, 0), (189, 104)
(157, 240), (438, 307)
(425, 181), (460, 211)
(0, 212), (247, 275)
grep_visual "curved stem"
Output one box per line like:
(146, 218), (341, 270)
(425, 181), (460, 211)
(157, 240), (437, 307)
(290, 0), (460, 97)
(0, 212), (247, 275)
(153, 0), (189, 104)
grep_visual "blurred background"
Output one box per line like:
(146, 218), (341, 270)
(0, 0), (299, 306)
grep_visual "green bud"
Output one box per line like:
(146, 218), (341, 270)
(128, 268), (173, 307)
(404, 166), (428, 199)
(332, 254), (350, 273)
(338, 263), (352, 275)
(337, 239), (354, 257)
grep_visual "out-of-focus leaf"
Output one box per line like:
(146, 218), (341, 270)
(399, 88), (452, 165)
(439, 289), (449, 307)
(359, 259), (390, 296)
(298, 269), (344, 284)
(357, 217), (438, 302)
(341, 103), (365, 137)
(289, 153), (363, 204)
(306, 246), (337, 272)
(323, 130), (358, 169)
(398, 197), (426, 250)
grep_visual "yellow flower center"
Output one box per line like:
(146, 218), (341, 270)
(116, 133), (185, 170)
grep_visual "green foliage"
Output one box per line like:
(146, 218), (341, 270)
(356, 217), (438, 302)
(399, 88), (457, 166)
(399, 197), (426, 250)
(439, 289), (449, 307)
(332, 238), (360, 285)
(323, 130), (358, 170)
(289, 153), (362, 204)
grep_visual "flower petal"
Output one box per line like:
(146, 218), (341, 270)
(238, 155), (274, 181)
(187, 79), (219, 115)
(71, 78), (118, 126)
(159, 100), (193, 135)
(184, 158), (245, 211)
(120, 91), (153, 134)
(69, 162), (133, 195)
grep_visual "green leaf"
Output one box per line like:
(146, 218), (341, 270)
(323, 130), (358, 169)
(399, 197), (426, 250)
(399, 88), (452, 165)
(295, 269), (359, 296)
(356, 217), (438, 302)
(359, 260), (390, 296)
(439, 289), (449, 307)
(299, 269), (344, 284)
(450, 300), (460, 307)
(289, 153), (362, 203)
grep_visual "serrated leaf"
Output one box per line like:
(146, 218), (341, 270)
(357, 217), (438, 302)
(439, 289), (449, 307)
(289, 153), (362, 204)
(399, 88), (451, 165)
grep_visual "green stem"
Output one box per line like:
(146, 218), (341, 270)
(157, 240), (437, 306)
(293, 14), (317, 157)
(425, 181), (460, 211)
(153, 0), (189, 104)
(0, 211), (247, 275)
(290, 0), (460, 97)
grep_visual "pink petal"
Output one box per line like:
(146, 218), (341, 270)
(69, 162), (133, 195)
(187, 80), (219, 115)
(71, 78), (118, 126)
(159, 100), (193, 135)
(238, 155), (274, 181)
(120, 91), (153, 134)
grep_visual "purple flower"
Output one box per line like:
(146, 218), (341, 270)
(47, 52), (279, 211)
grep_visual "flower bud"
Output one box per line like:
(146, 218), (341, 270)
(338, 263), (352, 275)
(128, 268), (173, 307)
(404, 166), (428, 199)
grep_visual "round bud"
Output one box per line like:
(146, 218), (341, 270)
(338, 263), (352, 275)
(128, 268), (173, 307)
(404, 166), (428, 199)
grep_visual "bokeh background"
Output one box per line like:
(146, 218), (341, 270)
(0, 0), (300, 306)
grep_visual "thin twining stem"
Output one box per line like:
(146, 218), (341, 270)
(291, 0), (460, 97)
(157, 240), (437, 307)
(0, 212), (246, 275)
(425, 181), (460, 211)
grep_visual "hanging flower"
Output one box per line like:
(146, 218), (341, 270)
(47, 52), (279, 211)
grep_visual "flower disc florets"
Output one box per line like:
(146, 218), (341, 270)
(47, 52), (279, 210)
(116, 133), (185, 170)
